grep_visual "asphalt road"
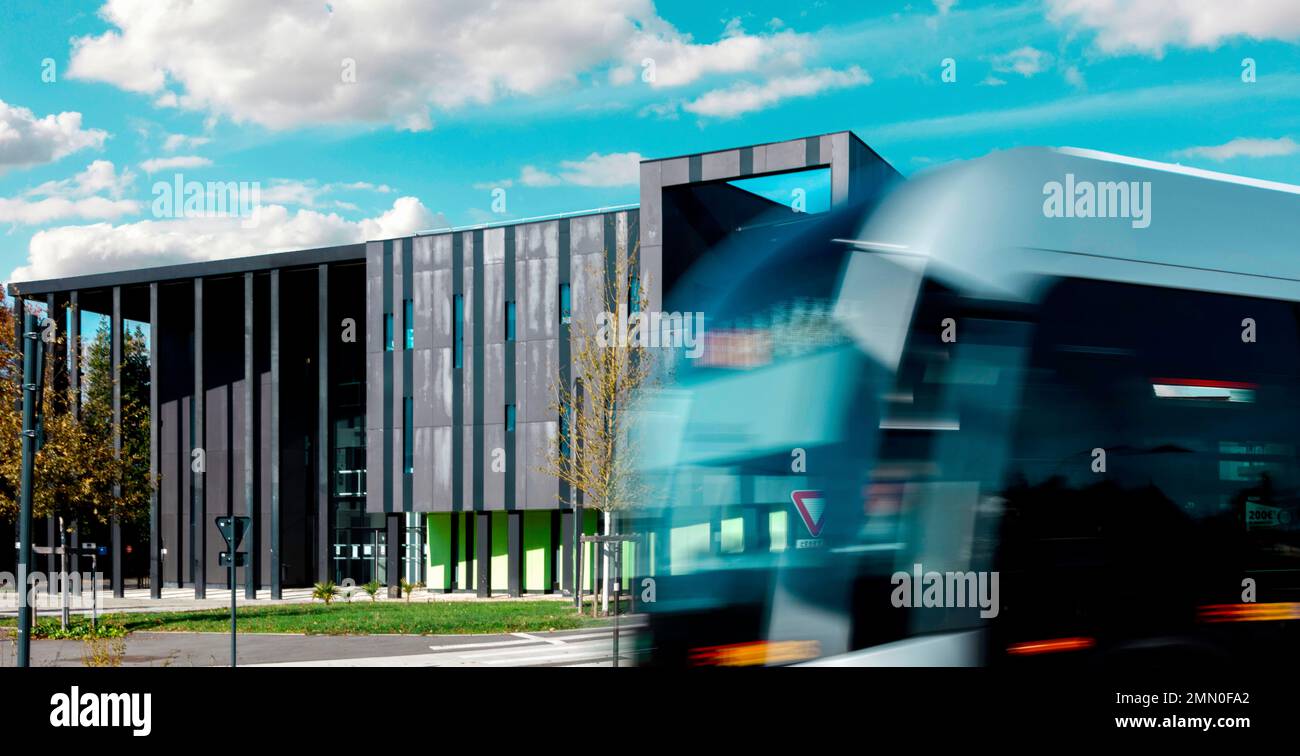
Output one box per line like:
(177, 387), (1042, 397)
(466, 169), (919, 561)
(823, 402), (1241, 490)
(1, 623), (643, 667)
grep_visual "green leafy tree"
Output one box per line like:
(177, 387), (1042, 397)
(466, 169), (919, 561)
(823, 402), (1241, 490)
(82, 315), (152, 530)
(0, 303), (151, 532)
(539, 247), (656, 615)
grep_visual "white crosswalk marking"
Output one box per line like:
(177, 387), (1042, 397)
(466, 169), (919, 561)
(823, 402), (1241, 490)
(511, 632), (565, 646)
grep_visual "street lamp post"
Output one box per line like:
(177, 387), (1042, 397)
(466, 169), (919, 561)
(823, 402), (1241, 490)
(16, 310), (45, 667)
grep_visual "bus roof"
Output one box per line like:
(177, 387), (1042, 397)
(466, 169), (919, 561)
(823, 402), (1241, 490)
(846, 146), (1300, 304)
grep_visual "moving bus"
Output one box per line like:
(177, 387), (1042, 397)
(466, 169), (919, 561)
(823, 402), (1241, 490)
(632, 146), (1300, 668)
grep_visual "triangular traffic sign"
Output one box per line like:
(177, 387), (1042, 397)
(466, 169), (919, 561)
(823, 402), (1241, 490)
(215, 516), (251, 550)
(790, 490), (826, 538)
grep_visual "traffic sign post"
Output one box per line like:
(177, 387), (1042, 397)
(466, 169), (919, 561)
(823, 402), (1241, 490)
(33, 542), (101, 630)
(215, 516), (250, 667)
(579, 533), (640, 668)
(83, 544), (98, 631)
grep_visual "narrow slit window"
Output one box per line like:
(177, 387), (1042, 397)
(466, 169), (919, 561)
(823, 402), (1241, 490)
(453, 294), (464, 368)
(559, 409), (570, 461)
(404, 298), (414, 349)
(403, 397), (414, 475)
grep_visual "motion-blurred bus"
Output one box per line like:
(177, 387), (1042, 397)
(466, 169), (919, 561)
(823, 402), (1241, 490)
(631, 147), (1300, 668)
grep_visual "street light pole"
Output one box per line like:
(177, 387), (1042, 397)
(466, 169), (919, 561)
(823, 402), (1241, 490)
(16, 310), (38, 667)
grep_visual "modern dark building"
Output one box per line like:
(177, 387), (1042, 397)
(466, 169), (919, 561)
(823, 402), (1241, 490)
(6, 131), (899, 598)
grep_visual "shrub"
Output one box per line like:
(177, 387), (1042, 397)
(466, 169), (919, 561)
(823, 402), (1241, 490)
(312, 581), (339, 605)
(82, 636), (127, 667)
(32, 617), (125, 640)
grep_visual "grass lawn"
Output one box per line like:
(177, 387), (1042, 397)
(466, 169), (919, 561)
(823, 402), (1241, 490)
(2, 600), (611, 637)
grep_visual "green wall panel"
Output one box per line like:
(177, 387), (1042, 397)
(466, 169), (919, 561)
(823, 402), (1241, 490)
(579, 509), (599, 591)
(457, 513), (473, 589)
(523, 511), (551, 592)
(492, 512), (509, 592)
(426, 514), (453, 591)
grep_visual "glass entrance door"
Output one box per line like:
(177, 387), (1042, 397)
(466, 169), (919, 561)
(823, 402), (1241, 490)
(332, 527), (386, 585)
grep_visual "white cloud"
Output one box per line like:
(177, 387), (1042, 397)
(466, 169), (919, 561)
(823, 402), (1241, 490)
(9, 196), (437, 281)
(625, 24), (812, 89)
(258, 180), (324, 207)
(639, 100), (683, 120)
(338, 181), (393, 193)
(1047, 0), (1300, 56)
(0, 160), (139, 225)
(980, 75), (1008, 86)
(990, 46), (1051, 77)
(66, 0), (815, 130)
(684, 66), (871, 118)
(26, 160), (135, 199)
(0, 99), (108, 172)
(1174, 136), (1299, 161)
(0, 195), (140, 226)
(520, 167), (562, 187)
(934, 0), (958, 14)
(515, 152), (644, 187)
(140, 155), (212, 173)
(1063, 64), (1086, 88)
(259, 179), (398, 207)
(163, 133), (211, 152)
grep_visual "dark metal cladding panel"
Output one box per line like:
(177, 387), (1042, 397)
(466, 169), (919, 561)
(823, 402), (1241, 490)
(365, 241), (386, 514)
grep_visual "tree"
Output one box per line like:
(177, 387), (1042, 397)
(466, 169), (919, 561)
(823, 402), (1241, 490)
(80, 315), (152, 533)
(0, 303), (152, 550)
(539, 243), (657, 615)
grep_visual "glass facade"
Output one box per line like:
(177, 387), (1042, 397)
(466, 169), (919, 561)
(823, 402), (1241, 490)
(404, 512), (426, 584)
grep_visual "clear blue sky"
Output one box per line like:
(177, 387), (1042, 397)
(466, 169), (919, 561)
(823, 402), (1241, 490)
(2, 0), (1299, 283)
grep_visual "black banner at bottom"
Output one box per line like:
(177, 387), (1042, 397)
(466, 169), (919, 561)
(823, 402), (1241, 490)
(6, 666), (1292, 744)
